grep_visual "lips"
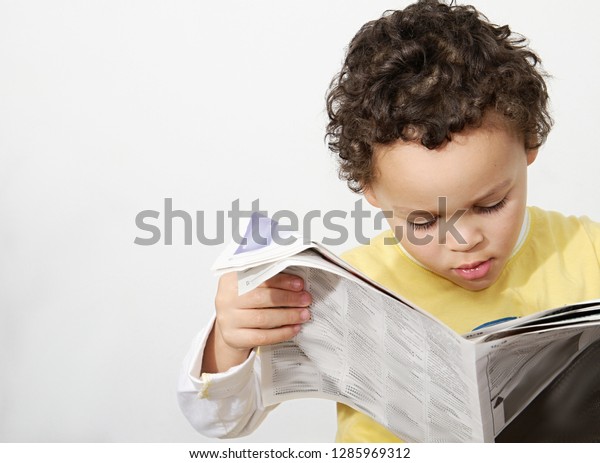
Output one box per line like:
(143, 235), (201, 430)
(452, 259), (493, 281)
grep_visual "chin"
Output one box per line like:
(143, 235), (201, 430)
(452, 276), (497, 291)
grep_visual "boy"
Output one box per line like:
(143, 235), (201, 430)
(177, 0), (600, 442)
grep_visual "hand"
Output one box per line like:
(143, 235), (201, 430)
(202, 272), (312, 373)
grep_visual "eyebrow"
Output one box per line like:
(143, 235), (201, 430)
(473, 179), (512, 203)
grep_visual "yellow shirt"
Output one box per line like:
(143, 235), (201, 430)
(336, 206), (600, 442)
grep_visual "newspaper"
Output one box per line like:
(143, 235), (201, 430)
(213, 213), (600, 442)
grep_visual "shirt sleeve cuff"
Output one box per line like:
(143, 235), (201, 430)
(186, 314), (258, 400)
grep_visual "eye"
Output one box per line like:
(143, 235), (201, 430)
(408, 220), (437, 231)
(474, 197), (507, 215)
(406, 210), (438, 231)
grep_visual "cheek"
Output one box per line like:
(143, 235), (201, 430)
(495, 204), (526, 243)
(402, 236), (441, 265)
(390, 216), (441, 262)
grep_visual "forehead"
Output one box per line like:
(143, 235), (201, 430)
(371, 122), (526, 208)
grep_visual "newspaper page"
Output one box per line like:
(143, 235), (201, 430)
(243, 251), (486, 442)
(474, 323), (600, 438)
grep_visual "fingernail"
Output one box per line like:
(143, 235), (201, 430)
(300, 309), (310, 321)
(291, 279), (302, 290)
(301, 293), (311, 305)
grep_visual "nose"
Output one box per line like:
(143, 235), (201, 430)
(444, 214), (484, 252)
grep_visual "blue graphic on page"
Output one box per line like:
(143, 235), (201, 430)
(234, 212), (279, 254)
(472, 317), (517, 331)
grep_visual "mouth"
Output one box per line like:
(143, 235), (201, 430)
(452, 259), (493, 281)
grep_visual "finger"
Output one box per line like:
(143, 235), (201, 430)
(237, 287), (312, 309)
(235, 324), (303, 348)
(259, 272), (305, 291)
(237, 307), (311, 329)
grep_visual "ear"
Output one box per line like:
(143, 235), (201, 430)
(526, 147), (539, 166)
(363, 186), (380, 208)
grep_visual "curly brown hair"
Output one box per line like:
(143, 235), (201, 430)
(326, 0), (552, 193)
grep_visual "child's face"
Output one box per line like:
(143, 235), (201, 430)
(364, 114), (538, 291)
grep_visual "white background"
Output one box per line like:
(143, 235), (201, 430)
(1, 0), (599, 442)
